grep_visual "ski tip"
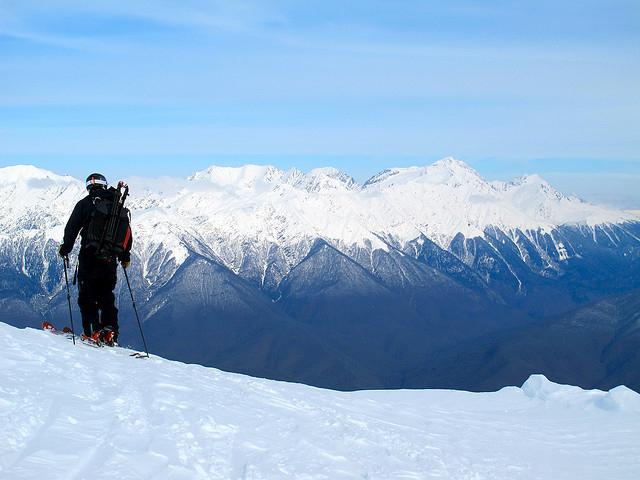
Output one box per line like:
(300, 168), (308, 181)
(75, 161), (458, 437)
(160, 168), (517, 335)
(130, 352), (150, 359)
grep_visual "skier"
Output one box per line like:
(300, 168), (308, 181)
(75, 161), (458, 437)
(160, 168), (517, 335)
(58, 173), (132, 344)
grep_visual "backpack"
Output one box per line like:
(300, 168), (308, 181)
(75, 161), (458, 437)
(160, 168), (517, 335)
(85, 183), (132, 260)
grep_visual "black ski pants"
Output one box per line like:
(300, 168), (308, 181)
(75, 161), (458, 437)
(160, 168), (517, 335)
(77, 251), (118, 336)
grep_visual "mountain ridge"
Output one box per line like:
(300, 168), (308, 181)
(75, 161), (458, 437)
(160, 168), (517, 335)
(1, 158), (638, 310)
(1, 159), (639, 390)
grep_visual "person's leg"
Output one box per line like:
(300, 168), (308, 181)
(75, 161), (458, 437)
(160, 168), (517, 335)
(77, 256), (99, 336)
(77, 285), (99, 336)
(97, 287), (118, 336)
(96, 262), (119, 340)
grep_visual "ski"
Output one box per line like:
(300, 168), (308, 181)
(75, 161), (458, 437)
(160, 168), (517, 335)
(130, 352), (149, 359)
(42, 321), (74, 337)
(43, 321), (147, 357)
(80, 334), (104, 348)
(43, 321), (102, 348)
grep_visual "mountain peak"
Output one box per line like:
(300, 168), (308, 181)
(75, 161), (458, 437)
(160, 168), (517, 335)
(512, 174), (550, 187)
(188, 164), (284, 188)
(363, 168), (400, 187)
(431, 156), (472, 170)
(506, 174), (565, 201)
(302, 167), (358, 192)
(0, 165), (80, 192)
(428, 157), (483, 178)
(187, 164), (359, 193)
(0, 164), (75, 184)
(364, 157), (484, 189)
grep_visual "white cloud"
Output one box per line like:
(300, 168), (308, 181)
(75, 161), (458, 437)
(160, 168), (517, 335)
(544, 172), (640, 209)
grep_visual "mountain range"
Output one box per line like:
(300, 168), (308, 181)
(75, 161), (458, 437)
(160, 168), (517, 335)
(1, 158), (639, 391)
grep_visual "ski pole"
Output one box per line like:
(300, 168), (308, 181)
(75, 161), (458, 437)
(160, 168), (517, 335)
(122, 264), (149, 358)
(62, 256), (76, 345)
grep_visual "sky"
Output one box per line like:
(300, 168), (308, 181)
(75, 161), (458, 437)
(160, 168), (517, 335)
(1, 0), (639, 207)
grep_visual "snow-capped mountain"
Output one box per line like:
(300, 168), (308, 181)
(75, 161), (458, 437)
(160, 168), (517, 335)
(147, 157), (635, 259)
(1, 158), (636, 293)
(1, 322), (639, 479)
(1, 159), (639, 391)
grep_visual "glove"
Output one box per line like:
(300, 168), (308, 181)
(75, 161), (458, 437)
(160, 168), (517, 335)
(121, 260), (131, 269)
(58, 244), (69, 258)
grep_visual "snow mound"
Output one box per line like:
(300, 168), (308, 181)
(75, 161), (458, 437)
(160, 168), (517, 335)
(597, 386), (640, 413)
(521, 374), (640, 413)
(521, 373), (582, 399)
(1, 322), (639, 479)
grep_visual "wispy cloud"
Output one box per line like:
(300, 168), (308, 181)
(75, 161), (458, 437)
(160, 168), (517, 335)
(1, 0), (638, 207)
(0, 0), (280, 46)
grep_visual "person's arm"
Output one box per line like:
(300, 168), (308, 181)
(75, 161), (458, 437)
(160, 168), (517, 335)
(59, 199), (85, 256)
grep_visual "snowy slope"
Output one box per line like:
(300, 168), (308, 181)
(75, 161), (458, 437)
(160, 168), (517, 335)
(1, 323), (639, 480)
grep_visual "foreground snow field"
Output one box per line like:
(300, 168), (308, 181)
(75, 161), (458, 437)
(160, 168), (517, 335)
(0, 323), (639, 480)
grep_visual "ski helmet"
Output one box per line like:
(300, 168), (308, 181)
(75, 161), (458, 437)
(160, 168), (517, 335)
(85, 173), (108, 191)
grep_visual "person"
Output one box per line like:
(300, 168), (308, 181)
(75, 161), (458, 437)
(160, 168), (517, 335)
(58, 173), (132, 344)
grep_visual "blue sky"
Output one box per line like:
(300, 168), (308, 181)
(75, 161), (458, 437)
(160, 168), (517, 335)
(1, 1), (639, 207)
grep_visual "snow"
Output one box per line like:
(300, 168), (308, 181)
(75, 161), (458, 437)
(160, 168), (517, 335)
(188, 165), (284, 190)
(0, 164), (75, 183)
(1, 322), (639, 479)
(0, 160), (637, 290)
(520, 374), (640, 412)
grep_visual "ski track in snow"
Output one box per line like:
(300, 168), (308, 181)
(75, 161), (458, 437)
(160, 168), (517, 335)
(0, 324), (639, 479)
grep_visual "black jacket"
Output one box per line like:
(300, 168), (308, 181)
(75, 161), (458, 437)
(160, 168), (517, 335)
(60, 187), (132, 262)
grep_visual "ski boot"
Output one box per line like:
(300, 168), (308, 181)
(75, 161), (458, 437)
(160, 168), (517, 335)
(93, 327), (118, 347)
